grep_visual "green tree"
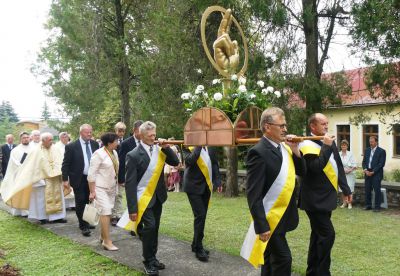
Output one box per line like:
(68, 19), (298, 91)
(351, 0), (400, 124)
(41, 101), (51, 120)
(0, 101), (19, 123)
(246, 1), (353, 118)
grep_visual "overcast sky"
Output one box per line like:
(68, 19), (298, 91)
(0, 1), (365, 121)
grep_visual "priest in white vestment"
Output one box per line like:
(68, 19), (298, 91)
(1, 132), (31, 216)
(29, 130), (41, 148)
(1, 132), (67, 224)
(54, 132), (75, 209)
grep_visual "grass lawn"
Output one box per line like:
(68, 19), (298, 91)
(160, 192), (400, 276)
(0, 210), (141, 276)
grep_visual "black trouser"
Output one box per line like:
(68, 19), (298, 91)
(138, 198), (163, 265)
(305, 211), (335, 276)
(364, 175), (382, 209)
(73, 176), (90, 229)
(187, 189), (210, 251)
(261, 232), (292, 276)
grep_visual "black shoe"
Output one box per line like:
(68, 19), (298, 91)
(152, 260), (165, 270)
(39, 219), (48, 225)
(143, 263), (159, 275)
(195, 249), (209, 262)
(111, 217), (119, 226)
(130, 231), (136, 236)
(192, 246), (209, 255)
(81, 228), (91, 237)
(52, 219), (67, 223)
(363, 206), (372, 210)
(89, 225), (96, 229)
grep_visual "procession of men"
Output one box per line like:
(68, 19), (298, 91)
(0, 110), (387, 276)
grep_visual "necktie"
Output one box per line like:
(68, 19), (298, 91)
(149, 145), (153, 156)
(85, 141), (92, 163)
(9, 144), (12, 150)
(277, 144), (282, 157)
(369, 149), (374, 168)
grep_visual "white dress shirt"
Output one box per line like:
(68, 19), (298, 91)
(79, 137), (93, 175)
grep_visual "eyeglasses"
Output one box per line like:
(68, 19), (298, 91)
(267, 122), (287, 129)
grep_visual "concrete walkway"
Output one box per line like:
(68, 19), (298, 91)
(1, 201), (262, 276)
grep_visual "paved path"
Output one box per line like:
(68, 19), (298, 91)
(1, 201), (262, 276)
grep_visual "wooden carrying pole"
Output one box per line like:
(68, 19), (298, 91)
(156, 136), (325, 146)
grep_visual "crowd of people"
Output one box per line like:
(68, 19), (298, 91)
(0, 109), (387, 276)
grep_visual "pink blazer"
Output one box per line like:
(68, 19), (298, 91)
(87, 148), (119, 188)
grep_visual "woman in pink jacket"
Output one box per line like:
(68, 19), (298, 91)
(88, 132), (119, 251)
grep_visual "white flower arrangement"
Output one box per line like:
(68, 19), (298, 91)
(182, 79), (286, 121)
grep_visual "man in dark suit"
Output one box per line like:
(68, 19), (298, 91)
(62, 124), (99, 237)
(125, 121), (179, 276)
(110, 121), (127, 225)
(111, 120), (142, 227)
(362, 136), (386, 212)
(183, 145), (222, 262)
(1, 134), (16, 177)
(244, 107), (306, 275)
(299, 113), (352, 276)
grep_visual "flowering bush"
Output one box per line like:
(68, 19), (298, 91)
(181, 74), (282, 122)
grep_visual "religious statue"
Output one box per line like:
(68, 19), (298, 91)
(200, 6), (248, 80)
(213, 9), (239, 74)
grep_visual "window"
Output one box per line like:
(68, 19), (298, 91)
(337, 125), (351, 150)
(363, 125), (378, 152)
(393, 124), (400, 157)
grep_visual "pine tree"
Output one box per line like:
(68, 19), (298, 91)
(0, 101), (19, 123)
(41, 101), (51, 120)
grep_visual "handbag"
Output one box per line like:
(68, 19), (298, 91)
(82, 200), (100, 226)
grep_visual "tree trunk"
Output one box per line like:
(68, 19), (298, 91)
(114, 0), (131, 128)
(224, 146), (239, 197)
(302, 0), (322, 113)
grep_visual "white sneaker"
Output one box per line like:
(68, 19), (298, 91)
(348, 204), (352, 209)
(340, 203), (347, 208)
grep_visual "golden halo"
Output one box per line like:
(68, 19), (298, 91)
(200, 6), (249, 78)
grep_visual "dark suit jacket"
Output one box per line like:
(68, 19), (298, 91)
(182, 146), (221, 195)
(246, 137), (306, 234)
(125, 144), (179, 215)
(299, 141), (351, 212)
(362, 146), (386, 180)
(1, 143), (16, 175)
(61, 139), (99, 188)
(118, 136), (137, 184)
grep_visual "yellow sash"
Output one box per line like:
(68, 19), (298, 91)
(299, 140), (338, 191)
(189, 147), (213, 194)
(241, 143), (295, 268)
(117, 146), (166, 233)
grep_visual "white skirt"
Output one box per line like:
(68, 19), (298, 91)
(95, 185), (117, 216)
